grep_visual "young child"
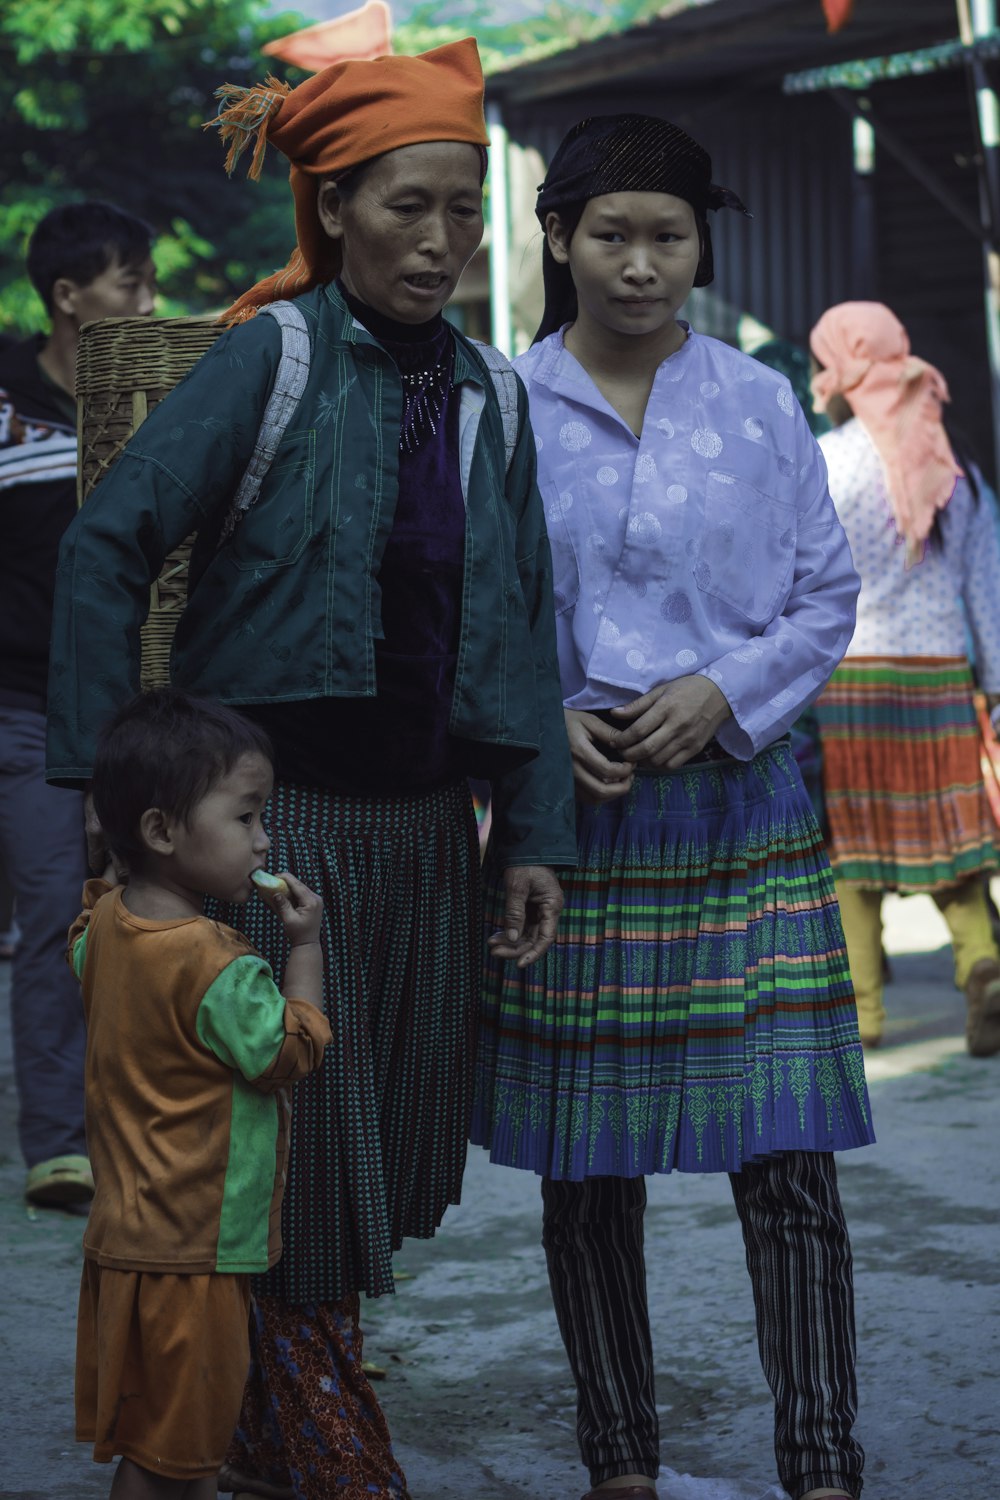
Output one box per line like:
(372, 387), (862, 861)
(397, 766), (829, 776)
(473, 115), (874, 1500)
(68, 689), (332, 1500)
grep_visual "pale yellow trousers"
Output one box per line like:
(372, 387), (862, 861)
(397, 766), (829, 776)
(835, 876), (1000, 1040)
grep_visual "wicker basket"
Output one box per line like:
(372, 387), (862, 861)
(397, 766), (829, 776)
(76, 315), (224, 687)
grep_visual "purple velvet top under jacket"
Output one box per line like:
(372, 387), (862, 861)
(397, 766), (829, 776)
(246, 286), (469, 793)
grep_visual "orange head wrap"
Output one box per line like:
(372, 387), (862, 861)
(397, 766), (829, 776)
(205, 38), (489, 323)
(810, 300), (962, 566)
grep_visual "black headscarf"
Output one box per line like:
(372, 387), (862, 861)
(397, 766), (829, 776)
(533, 113), (750, 343)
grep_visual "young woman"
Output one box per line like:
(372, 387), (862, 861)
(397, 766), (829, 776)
(47, 41), (575, 1500)
(472, 114), (874, 1500)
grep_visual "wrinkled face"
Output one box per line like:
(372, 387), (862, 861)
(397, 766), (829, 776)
(547, 191), (701, 341)
(58, 253), (157, 325)
(166, 751), (273, 906)
(318, 141), (484, 324)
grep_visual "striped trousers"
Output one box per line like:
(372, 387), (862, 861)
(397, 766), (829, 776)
(542, 1152), (863, 1499)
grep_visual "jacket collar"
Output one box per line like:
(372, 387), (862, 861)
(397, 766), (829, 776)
(319, 280), (485, 388)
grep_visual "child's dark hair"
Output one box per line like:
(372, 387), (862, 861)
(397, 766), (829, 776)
(92, 690), (273, 869)
(26, 201), (153, 314)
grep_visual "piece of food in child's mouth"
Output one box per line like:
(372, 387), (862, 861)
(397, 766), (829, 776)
(251, 869), (289, 896)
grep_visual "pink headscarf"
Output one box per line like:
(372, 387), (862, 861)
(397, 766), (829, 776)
(809, 301), (962, 564)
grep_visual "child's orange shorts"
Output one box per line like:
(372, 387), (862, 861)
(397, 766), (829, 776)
(75, 1259), (251, 1479)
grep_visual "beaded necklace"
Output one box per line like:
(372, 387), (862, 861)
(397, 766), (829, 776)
(338, 281), (454, 453)
(396, 343), (451, 453)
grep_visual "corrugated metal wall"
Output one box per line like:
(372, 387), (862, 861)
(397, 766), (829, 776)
(690, 89), (856, 348)
(866, 68), (992, 477)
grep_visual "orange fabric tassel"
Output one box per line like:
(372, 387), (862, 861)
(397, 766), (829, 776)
(205, 75), (292, 181)
(822, 0), (854, 32)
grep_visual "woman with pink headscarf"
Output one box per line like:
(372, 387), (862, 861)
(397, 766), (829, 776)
(810, 300), (1000, 1053)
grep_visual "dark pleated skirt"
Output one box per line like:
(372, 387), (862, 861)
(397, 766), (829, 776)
(212, 777), (481, 1304)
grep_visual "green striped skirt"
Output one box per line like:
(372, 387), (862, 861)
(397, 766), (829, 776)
(471, 741), (873, 1179)
(212, 778), (481, 1305)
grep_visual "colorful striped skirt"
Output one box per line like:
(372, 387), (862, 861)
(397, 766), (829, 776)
(471, 741), (873, 1180)
(212, 777), (481, 1306)
(814, 656), (997, 892)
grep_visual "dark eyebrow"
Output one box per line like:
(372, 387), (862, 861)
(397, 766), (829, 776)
(591, 208), (688, 227)
(389, 180), (481, 195)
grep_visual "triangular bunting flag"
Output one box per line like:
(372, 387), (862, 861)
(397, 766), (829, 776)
(262, 0), (393, 73)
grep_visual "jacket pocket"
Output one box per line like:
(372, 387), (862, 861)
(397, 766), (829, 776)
(229, 428), (316, 571)
(693, 470), (796, 624)
(540, 481), (580, 616)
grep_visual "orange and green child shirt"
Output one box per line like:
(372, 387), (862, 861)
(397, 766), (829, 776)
(68, 878), (331, 1274)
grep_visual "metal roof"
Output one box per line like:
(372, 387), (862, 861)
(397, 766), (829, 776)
(486, 0), (965, 105)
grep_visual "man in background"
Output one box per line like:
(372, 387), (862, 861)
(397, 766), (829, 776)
(0, 201), (156, 1207)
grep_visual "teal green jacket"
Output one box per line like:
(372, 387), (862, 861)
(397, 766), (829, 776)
(46, 283), (576, 868)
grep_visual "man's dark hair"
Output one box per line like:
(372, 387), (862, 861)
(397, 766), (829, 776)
(92, 689), (273, 869)
(26, 200), (154, 314)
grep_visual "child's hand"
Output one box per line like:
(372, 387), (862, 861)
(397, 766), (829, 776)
(256, 871), (323, 947)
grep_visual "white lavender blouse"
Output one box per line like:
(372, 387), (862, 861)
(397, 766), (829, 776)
(819, 417), (1000, 691)
(515, 326), (860, 760)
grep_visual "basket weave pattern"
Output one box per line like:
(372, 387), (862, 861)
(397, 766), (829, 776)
(76, 316), (223, 688)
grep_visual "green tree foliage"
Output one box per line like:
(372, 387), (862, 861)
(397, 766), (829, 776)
(394, 0), (675, 74)
(1, 0), (681, 333)
(0, 0), (309, 332)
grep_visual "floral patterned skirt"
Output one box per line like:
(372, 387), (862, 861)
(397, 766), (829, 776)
(472, 741), (874, 1179)
(226, 1295), (408, 1500)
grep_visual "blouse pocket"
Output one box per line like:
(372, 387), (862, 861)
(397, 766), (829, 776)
(229, 427), (316, 572)
(693, 470), (796, 624)
(540, 480), (581, 616)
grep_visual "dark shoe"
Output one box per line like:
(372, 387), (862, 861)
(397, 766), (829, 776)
(24, 1154), (94, 1207)
(582, 1490), (657, 1499)
(217, 1464), (294, 1498)
(965, 958), (1000, 1057)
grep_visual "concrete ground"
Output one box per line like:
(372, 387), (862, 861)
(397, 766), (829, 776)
(1, 890), (997, 1500)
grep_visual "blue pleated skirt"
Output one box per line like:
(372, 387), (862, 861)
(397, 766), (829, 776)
(472, 742), (874, 1179)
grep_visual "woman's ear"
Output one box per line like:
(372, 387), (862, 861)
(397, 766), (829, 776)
(545, 212), (572, 265)
(139, 807), (174, 858)
(317, 179), (347, 243)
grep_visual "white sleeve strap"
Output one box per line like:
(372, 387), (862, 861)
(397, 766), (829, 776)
(220, 299), (311, 543)
(471, 339), (519, 476)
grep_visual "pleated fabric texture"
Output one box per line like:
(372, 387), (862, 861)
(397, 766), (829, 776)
(472, 742), (873, 1179)
(212, 777), (481, 1305)
(815, 654), (997, 891)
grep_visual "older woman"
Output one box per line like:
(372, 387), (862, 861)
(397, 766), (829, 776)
(47, 40), (575, 1500)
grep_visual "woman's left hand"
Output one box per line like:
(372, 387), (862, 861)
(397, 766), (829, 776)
(610, 676), (733, 770)
(488, 865), (564, 968)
